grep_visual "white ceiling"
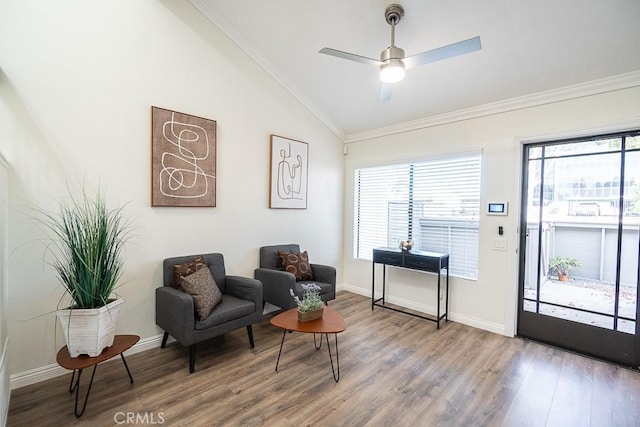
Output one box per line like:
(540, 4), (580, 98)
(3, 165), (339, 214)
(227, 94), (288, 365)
(190, 0), (640, 141)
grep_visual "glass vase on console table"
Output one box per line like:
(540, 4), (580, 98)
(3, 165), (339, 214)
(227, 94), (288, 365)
(398, 240), (413, 251)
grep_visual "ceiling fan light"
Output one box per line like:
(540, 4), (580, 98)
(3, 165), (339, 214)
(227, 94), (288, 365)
(380, 60), (405, 83)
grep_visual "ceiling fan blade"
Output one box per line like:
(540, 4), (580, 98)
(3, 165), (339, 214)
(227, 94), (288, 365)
(319, 47), (383, 67)
(402, 36), (482, 70)
(379, 83), (393, 103)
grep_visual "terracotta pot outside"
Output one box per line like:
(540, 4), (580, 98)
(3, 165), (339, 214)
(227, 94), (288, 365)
(558, 273), (568, 282)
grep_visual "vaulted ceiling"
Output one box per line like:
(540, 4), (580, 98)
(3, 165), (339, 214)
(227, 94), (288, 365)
(190, 0), (640, 141)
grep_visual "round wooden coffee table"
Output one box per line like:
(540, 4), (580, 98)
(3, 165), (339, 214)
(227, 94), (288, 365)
(270, 306), (346, 382)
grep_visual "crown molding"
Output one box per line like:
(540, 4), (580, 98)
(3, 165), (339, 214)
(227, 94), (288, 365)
(189, 0), (346, 142)
(345, 70), (640, 143)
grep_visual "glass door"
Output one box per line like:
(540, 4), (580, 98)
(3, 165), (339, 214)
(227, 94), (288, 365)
(518, 131), (640, 366)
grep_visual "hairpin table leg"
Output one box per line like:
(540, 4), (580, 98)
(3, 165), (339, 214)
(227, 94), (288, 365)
(314, 333), (324, 350)
(275, 329), (287, 371)
(325, 333), (340, 382)
(68, 365), (97, 418)
(120, 353), (134, 383)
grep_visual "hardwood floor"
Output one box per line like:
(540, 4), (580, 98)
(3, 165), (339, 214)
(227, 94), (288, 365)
(8, 291), (640, 426)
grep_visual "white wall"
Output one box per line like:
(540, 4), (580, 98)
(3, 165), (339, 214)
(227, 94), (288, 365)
(342, 87), (640, 336)
(0, 156), (9, 427)
(0, 0), (344, 378)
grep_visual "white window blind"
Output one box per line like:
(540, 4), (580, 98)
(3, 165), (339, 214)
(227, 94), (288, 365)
(354, 154), (481, 279)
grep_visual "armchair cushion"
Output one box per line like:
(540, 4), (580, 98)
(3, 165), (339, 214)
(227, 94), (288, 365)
(180, 266), (222, 320)
(173, 255), (206, 291)
(194, 295), (256, 330)
(278, 250), (314, 281)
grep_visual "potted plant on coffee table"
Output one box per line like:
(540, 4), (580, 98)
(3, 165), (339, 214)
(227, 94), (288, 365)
(290, 283), (324, 322)
(39, 188), (133, 357)
(549, 256), (581, 282)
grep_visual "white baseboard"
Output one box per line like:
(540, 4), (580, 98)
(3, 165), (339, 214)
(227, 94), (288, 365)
(338, 283), (506, 336)
(447, 312), (506, 335)
(10, 334), (164, 390)
(1, 338), (9, 427)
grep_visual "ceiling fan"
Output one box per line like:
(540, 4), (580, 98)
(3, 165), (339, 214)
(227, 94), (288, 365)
(319, 4), (482, 102)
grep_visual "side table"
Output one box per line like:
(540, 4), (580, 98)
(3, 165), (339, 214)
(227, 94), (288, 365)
(56, 334), (139, 417)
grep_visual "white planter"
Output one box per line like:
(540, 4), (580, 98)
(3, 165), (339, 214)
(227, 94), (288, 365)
(56, 298), (124, 357)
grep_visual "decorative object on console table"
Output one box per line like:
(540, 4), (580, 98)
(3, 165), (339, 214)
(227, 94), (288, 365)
(269, 135), (308, 209)
(151, 106), (217, 207)
(35, 187), (135, 357)
(291, 283), (324, 322)
(399, 240), (413, 251)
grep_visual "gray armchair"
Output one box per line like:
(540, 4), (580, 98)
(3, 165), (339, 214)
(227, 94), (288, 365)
(156, 253), (263, 373)
(255, 244), (336, 310)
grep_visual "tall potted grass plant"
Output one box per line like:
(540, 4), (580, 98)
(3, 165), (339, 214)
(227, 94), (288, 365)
(39, 188), (133, 357)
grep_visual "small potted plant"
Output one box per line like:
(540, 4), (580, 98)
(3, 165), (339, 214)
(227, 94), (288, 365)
(37, 188), (134, 356)
(549, 256), (581, 282)
(290, 283), (324, 322)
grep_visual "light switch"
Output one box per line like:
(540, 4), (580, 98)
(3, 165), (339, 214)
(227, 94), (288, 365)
(493, 238), (507, 251)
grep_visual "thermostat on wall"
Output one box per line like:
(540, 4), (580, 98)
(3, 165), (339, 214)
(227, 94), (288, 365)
(487, 202), (508, 215)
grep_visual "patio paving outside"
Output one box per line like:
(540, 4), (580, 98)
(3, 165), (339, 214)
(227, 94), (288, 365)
(524, 277), (637, 334)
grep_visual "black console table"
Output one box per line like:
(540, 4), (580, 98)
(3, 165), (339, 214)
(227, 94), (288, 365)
(371, 247), (450, 328)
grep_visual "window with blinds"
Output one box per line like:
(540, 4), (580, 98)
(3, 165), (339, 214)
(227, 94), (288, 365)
(354, 154), (481, 279)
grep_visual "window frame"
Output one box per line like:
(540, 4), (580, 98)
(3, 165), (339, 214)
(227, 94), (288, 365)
(353, 151), (482, 280)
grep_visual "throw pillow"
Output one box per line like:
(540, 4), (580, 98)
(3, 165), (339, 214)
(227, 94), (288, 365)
(278, 250), (314, 281)
(180, 266), (223, 320)
(173, 255), (206, 290)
